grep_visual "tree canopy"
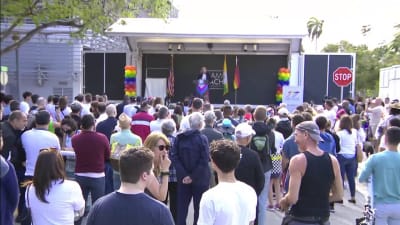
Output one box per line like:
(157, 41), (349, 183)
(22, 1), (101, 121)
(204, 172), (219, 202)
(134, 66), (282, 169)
(322, 25), (400, 97)
(0, 0), (171, 56)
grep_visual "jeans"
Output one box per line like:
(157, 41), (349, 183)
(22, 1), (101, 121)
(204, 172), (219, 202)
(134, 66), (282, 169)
(104, 161), (114, 194)
(176, 183), (208, 225)
(375, 203), (400, 225)
(74, 175), (105, 225)
(337, 154), (356, 197)
(258, 170), (272, 225)
(168, 182), (178, 224)
(15, 167), (26, 217)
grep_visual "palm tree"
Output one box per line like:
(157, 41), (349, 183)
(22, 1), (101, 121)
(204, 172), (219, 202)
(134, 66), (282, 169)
(361, 24), (371, 36)
(307, 17), (324, 52)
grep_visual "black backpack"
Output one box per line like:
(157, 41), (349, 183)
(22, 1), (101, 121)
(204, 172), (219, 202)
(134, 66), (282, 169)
(250, 131), (277, 161)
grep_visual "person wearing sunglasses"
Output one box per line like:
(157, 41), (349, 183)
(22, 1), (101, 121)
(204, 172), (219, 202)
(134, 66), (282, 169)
(143, 132), (171, 201)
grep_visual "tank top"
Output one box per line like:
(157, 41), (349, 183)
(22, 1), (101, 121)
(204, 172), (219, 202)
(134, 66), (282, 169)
(289, 151), (334, 218)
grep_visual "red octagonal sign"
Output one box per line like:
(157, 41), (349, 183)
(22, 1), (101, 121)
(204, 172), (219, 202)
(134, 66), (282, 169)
(333, 67), (353, 87)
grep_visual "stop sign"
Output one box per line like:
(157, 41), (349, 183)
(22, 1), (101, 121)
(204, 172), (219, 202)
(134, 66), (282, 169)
(333, 67), (353, 87)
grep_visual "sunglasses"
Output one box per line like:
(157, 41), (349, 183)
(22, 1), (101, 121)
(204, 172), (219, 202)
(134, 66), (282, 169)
(158, 145), (170, 151)
(40, 147), (58, 152)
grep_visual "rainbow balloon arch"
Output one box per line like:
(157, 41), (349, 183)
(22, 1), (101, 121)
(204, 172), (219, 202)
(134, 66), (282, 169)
(124, 65), (136, 97)
(275, 67), (291, 104)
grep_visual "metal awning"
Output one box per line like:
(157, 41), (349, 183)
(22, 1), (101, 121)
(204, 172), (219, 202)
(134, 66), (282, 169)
(106, 18), (307, 55)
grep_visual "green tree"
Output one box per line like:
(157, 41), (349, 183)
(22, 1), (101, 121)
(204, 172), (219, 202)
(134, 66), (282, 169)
(307, 17), (324, 51)
(0, 0), (171, 56)
(390, 24), (400, 53)
(322, 38), (400, 97)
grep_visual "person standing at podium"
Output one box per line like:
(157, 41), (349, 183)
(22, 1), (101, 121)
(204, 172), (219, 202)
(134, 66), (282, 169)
(196, 66), (211, 101)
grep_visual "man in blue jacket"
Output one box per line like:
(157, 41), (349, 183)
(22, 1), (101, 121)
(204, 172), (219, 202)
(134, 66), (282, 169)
(1, 135), (20, 225)
(171, 112), (210, 225)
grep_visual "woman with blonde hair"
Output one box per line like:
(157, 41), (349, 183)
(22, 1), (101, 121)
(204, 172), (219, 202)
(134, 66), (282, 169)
(25, 148), (84, 225)
(143, 132), (171, 201)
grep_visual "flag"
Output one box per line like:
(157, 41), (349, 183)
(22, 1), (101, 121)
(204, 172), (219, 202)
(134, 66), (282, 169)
(167, 55), (174, 97)
(223, 55), (228, 95)
(233, 56), (240, 90)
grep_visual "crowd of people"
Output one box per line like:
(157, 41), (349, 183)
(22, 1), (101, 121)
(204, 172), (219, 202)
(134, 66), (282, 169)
(1, 91), (400, 225)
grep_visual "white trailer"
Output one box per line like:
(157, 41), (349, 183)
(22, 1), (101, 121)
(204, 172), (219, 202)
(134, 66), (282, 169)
(379, 65), (400, 100)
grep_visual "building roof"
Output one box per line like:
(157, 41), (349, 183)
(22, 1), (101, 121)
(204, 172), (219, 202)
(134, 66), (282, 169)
(107, 18), (306, 39)
(106, 18), (307, 54)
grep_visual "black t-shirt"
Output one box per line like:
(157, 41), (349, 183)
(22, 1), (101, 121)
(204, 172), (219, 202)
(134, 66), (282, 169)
(86, 192), (174, 225)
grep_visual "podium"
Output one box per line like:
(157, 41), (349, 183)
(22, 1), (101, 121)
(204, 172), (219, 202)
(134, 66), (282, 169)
(193, 79), (209, 100)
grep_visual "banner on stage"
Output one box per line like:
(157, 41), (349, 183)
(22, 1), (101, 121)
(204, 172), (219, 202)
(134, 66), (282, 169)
(283, 86), (303, 113)
(208, 70), (224, 90)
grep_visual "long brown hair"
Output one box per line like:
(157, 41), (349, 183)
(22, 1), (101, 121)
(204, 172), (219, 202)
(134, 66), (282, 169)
(339, 115), (353, 134)
(351, 114), (361, 130)
(33, 149), (66, 203)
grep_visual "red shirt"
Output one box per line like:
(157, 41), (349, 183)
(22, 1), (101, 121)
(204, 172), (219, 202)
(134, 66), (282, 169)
(72, 131), (110, 173)
(131, 111), (154, 142)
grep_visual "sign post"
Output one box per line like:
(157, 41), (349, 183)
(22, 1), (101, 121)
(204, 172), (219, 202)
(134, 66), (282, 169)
(333, 67), (353, 101)
(1, 66), (8, 93)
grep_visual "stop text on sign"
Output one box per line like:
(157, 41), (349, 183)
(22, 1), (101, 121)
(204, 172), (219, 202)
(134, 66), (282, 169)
(333, 67), (353, 87)
(334, 73), (352, 80)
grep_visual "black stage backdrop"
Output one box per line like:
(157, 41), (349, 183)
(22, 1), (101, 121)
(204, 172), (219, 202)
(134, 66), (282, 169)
(142, 54), (287, 105)
(303, 54), (354, 104)
(84, 52), (126, 100)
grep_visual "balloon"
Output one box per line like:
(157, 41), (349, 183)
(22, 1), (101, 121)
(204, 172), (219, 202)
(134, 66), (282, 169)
(124, 65), (136, 70)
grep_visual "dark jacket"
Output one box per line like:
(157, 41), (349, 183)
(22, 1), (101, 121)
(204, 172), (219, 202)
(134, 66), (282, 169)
(201, 125), (224, 146)
(0, 156), (19, 225)
(252, 121), (274, 172)
(196, 72), (211, 82)
(235, 146), (265, 195)
(171, 129), (210, 186)
(276, 119), (293, 139)
(1, 121), (18, 159)
(96, 117), (118, 141)
(1, 122), (25, 169)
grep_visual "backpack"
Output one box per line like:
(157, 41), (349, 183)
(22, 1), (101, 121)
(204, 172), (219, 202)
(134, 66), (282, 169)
(326, 130), (341, 153)
(250, 135), (270, 162)
(110, 142), (134, 171)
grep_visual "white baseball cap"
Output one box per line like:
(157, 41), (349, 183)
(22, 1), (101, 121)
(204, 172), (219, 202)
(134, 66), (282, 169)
(235, 123), (255, 138)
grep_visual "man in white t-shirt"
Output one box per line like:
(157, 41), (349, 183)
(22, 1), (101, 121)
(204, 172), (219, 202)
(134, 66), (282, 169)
(20, 91), (32, 114)
(22, 111), (61, 177)
(198, 140), (257, 225)
(180, 98), (203, 132)
(366, 98), (385, 137)
(323, 100), (336, 131)
(150, 106), (169, 132)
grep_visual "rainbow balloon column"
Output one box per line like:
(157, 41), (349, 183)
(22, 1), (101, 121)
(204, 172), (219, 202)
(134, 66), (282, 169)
(276, 67), (291, 104)
(124, 65), (136, 97)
